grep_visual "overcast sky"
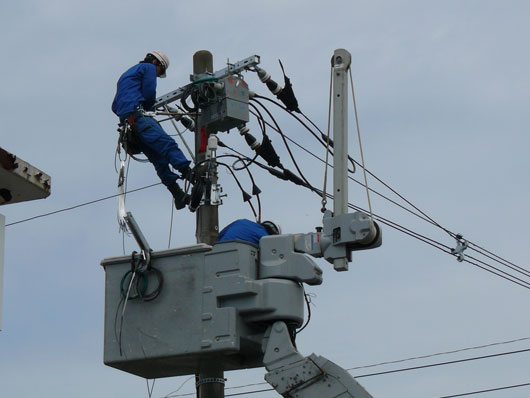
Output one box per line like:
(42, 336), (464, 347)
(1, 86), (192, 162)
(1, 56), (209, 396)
(1, 1), (529, 397)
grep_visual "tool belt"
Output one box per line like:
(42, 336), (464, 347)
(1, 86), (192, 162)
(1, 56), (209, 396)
(119, 112), (143, 155)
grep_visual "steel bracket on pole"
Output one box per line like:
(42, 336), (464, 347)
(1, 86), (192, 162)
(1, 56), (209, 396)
(263, 321), (373, 398)
(124, 212), (152, 270)
(154, 55), (260, 109)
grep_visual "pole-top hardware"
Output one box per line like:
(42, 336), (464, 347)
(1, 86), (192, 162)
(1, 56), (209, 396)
(331, 48), (352, 69)
(451, 234), (468, 262)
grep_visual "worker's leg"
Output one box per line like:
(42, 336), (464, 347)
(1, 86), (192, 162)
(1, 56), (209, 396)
(136, 116), (191, 173)
(140, 143), (180, 187)
(140, 140), (190, 209)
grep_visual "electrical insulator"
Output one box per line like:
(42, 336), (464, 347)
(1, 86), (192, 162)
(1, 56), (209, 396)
(255, 66), (282, 95)
(237, 124), (250, 135)
(180, 116), (195, 131)
(237, 124), (260, 150)
(206, 134), (218, 160)
(212, 81), (224, 91)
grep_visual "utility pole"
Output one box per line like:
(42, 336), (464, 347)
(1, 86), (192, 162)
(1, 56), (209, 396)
(332, 49), (352, 272)
(194, 50), (219, 247)
(193, 50), (224, 398)
(100, 49), (381, 398)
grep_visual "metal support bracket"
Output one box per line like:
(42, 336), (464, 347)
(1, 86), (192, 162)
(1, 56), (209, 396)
(154, 55), (260, 109)
(262, 321), (373, 398)
(124, 212), (152, 269)
(289, 211), (382, 266)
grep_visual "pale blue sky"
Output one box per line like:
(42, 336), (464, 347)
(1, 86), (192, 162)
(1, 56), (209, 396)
(1, 1), (529, 397)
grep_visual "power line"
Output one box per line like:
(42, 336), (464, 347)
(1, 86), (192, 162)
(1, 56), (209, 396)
(254, 94), (530, 277)
(219, 132), (530, 291)
(254, 100), (530, 287)
(347, 336), (530, 371)
(6, 109), (529, 290)
(226, 388), (274, 397)
(166, 344), (530, 397)
(433, 381), (530, 398)
(213, 381), (530, 398)
(353, 347), (530, 378)
(5, 182), (162, 227)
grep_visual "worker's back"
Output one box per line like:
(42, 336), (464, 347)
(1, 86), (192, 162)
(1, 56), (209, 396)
(218, 219), (269, 246)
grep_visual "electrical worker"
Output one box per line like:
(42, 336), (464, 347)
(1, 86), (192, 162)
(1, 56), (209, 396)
(218, 219), (281, 246)
(112, 51), (193, 209)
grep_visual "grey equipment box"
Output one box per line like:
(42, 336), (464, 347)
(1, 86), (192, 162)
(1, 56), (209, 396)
(199, 76), (250, 132)
(101, 241), (304, 379)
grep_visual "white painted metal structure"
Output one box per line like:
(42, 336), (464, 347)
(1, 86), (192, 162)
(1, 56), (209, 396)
(0, 146), (51, 331)
(0, 214), (4, 330)
(0, 146), (51, 205)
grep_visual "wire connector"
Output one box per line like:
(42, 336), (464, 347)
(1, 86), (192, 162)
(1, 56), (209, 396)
(451, 234), (469, 262)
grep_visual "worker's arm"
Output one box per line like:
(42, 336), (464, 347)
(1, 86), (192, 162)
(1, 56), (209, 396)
(140, 63), (157, 111)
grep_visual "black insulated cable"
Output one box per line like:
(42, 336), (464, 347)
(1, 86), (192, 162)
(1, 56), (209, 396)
(251, 98), (318, 194)
(254, 60), (300, 113)
(254, 95), (357, 173)
(256, 93), (530, 278)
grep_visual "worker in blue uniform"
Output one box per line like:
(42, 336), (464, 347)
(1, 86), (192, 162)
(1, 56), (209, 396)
(218, 219), (281, 245)
(112, 51), (192, 209)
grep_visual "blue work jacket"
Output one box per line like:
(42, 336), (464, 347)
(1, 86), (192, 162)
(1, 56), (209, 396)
(112, 62), (157, 119)
(218, 219), (269, 246)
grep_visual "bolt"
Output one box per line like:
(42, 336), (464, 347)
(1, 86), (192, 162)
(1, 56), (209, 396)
(274, 347), (279, 352)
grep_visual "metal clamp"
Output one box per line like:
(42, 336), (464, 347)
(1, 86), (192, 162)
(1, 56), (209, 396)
(451, 234), (468, 262)
(195, 377), (226, 388)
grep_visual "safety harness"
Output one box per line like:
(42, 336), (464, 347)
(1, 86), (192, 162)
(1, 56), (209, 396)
(118, 114), (142, 156)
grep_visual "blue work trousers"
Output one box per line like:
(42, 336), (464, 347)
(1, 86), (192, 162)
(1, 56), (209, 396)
(135, 116), (190, 187)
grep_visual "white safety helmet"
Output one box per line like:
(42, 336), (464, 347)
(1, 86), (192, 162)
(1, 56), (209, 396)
(149, 51), (170, 78)
(261, 221), (282, 235)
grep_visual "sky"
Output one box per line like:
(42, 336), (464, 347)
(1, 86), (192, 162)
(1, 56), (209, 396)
(1, 1), (529, 397)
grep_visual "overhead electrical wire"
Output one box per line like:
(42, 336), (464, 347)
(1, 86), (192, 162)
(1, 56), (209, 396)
(251, 97), (319, 195)
(249, 95), (530, 281)
(219, 115), (530, 291)
(163, 345), (530, 397)
(256, 92), (527, 276)
(5, 182), (162, 227)
(432, 381), (530, 398)
(236, 96), (530, 289)
(175, 381), (530, 398)
(7, 141), (528, 291)
(352, 347), (530, 378)
(348, 335), (530, 371)
(248, 108), (444, 227)
(6, 98), (528, 289)
(220, 130), (530, 291)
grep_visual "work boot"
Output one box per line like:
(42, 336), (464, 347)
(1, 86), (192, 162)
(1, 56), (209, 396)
(167, 183), (190, 210)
